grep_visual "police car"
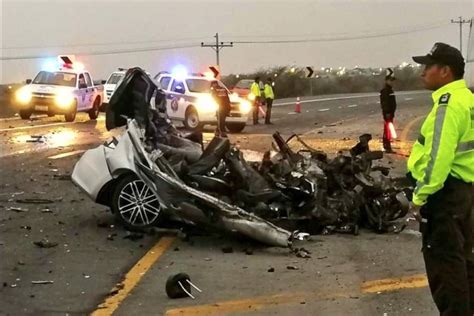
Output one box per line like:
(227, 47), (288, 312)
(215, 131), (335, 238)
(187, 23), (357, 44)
(155, 72), (251, 132)
(15, 56), (103, 122)
(102, 68), (151, 110)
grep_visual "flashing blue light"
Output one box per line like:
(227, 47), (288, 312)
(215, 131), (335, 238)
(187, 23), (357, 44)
(171, 65), (188, 80)
(42, 59), (59, 72)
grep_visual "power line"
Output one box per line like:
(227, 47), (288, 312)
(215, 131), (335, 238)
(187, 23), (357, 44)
(3, 36), (211, 50)
(222, 20), (448, 40)
(0, 43), (201, 61)
(231, 22), (449, 44)
(0, 22), (452, 61)
(200, 33), (233, 67)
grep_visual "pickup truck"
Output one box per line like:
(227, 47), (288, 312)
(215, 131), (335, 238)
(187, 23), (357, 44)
(15, 67), (103, 122)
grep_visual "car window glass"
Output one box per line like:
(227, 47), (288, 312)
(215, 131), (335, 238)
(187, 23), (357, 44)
(84, 73), (93, 87)
(171, 80), (185, 94)
(78, 74), (86, 88)
(235, 80), (253, 89)
(160, 77), (171, 90)
(106, 73), (124, 84)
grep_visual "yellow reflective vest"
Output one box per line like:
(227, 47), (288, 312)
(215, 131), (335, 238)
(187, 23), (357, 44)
(407, 79), (474, 206)
(264, 83), (274, 99)
(250, 82), (261, 97)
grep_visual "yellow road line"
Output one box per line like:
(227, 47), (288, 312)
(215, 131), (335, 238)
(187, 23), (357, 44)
(396, 115), (424, 156)
(92, 236), (175, 316)
(48, 149), (86, 160)
(361, 274), (428, 293)
(165, 291), (351, 316)
(400, 116), (424, 143)
(165, 273), (428, 316)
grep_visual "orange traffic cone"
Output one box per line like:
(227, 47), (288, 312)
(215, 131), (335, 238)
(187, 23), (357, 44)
(295, 97), (301, 113)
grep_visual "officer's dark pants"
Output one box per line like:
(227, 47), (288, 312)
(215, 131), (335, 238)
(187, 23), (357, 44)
(265, 98), (273, 124)
(382, 112), (394, 150)
(420, 175), (474, 315)
(216, 109), (228, 136)
(252, 98), (260, 124)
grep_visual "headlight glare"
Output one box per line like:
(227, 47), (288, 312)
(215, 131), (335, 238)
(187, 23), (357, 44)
(55, 92), (74, 108)
(16, 87), (32, 104)
(240, 100), (252, 114)
(197, 95), (218, 112)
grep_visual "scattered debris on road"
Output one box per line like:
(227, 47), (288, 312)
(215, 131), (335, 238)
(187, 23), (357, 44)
(52, 174), (71, 181)
(31, 280), (54, 285)
(7, 207), (28, 213)
(33, 239), (58, 248)
(166, 273), (202, 299)
(16, 198), (54, 204)
(221, 246), (234, 253)
(123, 232), (144, 241)
(26, 135), (46, 143)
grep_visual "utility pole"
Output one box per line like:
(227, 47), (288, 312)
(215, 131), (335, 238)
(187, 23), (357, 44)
(201, 33), (233, 68)
(451, 16), (472, 54)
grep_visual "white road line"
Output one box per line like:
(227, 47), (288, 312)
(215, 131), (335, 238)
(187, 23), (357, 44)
(48, 150), (86, 160)
(0, 121), (77, 132)
(274, 95), (376, 106)
(273, 91), (427, 107)
(318, 108), (330, 112)
(347, 104), (358, 108)
(405, 98), (413, 101)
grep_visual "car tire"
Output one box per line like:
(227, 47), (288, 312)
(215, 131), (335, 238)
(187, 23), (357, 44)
(64, 101), (77, 122)
(184, 107), (202, 131)
(19, 109), (32, 120)
(88, 98), (100, 120)
(226, 122), (246, 133)
(111, 174), (162, 230)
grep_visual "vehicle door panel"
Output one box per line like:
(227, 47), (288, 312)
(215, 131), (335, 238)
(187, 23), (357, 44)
(168, 79), (186, 119)
(77, 73), (88, 110)
(84, 72), (95, 109)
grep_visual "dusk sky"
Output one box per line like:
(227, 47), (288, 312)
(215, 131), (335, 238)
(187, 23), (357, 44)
(1, 0), (473, 83)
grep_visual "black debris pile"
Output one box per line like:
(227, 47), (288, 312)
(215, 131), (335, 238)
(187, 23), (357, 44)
(171, 131), (409, 235)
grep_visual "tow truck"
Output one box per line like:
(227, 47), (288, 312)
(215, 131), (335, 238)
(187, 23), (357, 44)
(15, 56), (103, 122)
(155, 70), (252, 132)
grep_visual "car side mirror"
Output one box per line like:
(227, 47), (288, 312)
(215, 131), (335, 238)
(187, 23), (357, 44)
(26, 79), (32, 84)
(101, 80), (106, 85)
(79, 83), (87, 89)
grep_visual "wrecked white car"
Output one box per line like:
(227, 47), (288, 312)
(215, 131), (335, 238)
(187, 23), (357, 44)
(72, 67), (293, 247)
(72, 67), (410, 248)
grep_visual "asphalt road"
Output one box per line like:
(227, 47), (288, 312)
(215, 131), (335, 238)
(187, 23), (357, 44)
(0, 91), (438, 316)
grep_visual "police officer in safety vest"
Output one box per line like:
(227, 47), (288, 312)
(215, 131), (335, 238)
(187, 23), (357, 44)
(409, 42), (474, 315)
(264, 77), (275, 125)
(250, 77), (262, 125)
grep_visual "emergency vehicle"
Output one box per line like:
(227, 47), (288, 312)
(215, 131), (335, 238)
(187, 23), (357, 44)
(102, 68), (151, 109)
(155, 72), (252, 132)
(15, 56), (103, 122)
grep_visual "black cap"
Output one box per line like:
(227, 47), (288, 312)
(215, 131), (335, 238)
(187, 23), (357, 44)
(412, 42), (464, 68)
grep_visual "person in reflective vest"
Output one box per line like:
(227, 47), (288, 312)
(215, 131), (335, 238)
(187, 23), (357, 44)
(264, 77), (275, 125)
(379, 68), (397, 152)
(250, 77), (261, 125)
(409, 42), (474, 316)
